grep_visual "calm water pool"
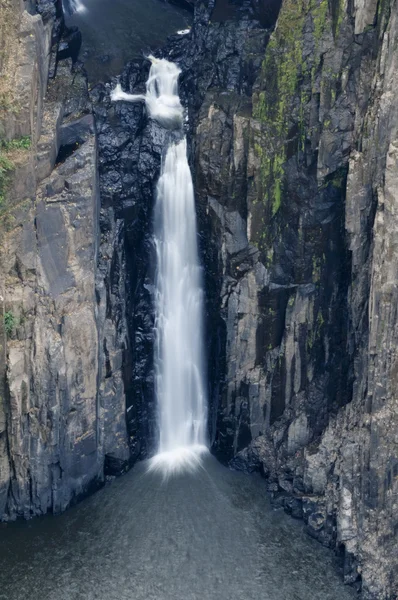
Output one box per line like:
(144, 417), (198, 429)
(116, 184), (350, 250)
(0, 455), (356, 600)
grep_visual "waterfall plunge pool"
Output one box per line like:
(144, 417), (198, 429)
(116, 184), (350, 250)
(0, 455), (357, 600)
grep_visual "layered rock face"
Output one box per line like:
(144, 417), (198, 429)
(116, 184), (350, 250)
(0, 0), (129, 519)
(190, 0), (398, 598)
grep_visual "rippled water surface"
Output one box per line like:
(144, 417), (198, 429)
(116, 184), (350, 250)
(65, 0), (191, 83)
(0, 456), (356, 600)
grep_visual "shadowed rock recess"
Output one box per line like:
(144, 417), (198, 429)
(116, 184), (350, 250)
(1, 0), (398, 598)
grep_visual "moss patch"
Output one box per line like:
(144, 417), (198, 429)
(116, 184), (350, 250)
(4, 311), (16, 337)
(1, 136), (31, 151)
(251, 0), (336, 253)
(0, 137), (31, 210)
(251, 0), (309, 249)
(0, 152), (13, 207)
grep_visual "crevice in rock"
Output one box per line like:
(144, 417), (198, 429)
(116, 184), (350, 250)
(166, 0), (195, 12)
(57, 26), (82, 63)
(211, 0), (283, 27)
(55, 140), (82, 164)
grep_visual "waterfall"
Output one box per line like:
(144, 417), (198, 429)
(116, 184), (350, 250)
(111, 57), (208, 475)
(152, 138), (208, 474)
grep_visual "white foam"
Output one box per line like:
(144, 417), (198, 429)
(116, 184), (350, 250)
(110, 84), (145, 103)
(148, 445), (209, 478)
(71, 0), (87, 13)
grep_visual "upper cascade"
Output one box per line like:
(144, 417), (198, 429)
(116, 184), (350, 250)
(111, 56), (184, 129)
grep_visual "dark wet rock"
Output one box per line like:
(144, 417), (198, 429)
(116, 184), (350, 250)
(57, 26), (82, 63)
(284, 496), (303, 520)
(59, 113), (95, 146)
(104, 454), (130, 477)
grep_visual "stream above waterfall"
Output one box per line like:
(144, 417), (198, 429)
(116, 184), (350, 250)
(64, 0), (191, 83)
(0, 455), (356, 600)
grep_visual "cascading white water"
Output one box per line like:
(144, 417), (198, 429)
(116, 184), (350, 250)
(151, 138), (208, 474)
(111, 57), (208, 475)
(111, 56), (183, 129)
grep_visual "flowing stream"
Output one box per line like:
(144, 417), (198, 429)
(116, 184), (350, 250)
(112, 57), (208, 474)
(63, 0), (191, 83)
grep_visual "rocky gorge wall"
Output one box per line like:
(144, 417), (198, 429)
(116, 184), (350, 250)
(0, 0), (129, 520)
(188, 0), (398, 598)
(1, 0), (398, 598)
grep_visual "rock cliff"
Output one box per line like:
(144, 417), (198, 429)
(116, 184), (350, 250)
(1, 0), (398, 597)
(0, 0), (129, 519)
(188, 0), (398, 598)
